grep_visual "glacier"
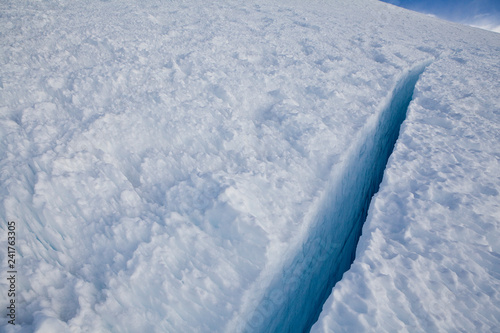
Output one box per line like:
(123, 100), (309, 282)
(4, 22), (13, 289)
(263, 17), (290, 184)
(0, 0), (499, 332)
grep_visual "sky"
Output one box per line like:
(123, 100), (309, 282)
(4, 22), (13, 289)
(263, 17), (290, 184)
(380, 0), (500, 32)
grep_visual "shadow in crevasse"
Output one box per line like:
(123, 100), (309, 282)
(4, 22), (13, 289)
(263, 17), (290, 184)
(242, 60), (431, 333)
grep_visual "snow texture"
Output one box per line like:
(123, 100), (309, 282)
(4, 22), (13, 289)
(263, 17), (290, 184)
(0, 0), (499, 332)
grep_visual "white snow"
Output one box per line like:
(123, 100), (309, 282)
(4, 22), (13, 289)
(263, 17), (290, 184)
(0, 0), (499, 332)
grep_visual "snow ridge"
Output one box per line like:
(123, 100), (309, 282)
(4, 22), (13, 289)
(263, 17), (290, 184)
(242, 61), (430, 333)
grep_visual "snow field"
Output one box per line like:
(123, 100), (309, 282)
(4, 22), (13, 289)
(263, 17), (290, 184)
(0, 1), (425, 330)
(0, 0), (499, 332)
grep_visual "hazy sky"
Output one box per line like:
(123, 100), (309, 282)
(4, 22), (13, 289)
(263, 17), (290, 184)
(380, 0), (500, 32)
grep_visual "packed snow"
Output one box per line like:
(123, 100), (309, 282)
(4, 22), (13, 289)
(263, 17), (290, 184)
(0, 0), (499, 332)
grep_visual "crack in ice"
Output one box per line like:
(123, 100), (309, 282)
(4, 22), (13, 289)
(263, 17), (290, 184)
(243, 61), (430, 333)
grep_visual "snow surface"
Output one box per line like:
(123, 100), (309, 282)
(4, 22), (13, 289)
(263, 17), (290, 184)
(0, 0), (499, 332)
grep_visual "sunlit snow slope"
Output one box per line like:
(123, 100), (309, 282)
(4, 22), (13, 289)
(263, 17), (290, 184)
(0, 0), (499, 332)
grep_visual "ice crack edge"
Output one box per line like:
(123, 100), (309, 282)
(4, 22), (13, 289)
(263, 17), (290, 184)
(241, 61), (431, 333)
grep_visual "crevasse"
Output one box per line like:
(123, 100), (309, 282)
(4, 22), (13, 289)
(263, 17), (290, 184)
(243, 62), (430, 333)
